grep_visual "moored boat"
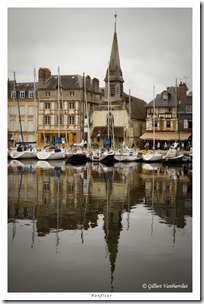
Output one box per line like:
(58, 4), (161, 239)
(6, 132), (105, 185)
(37, 145), (66, 160)
(114, 147), (142, 162)
(66, 146), (89, 164)
(142, 150), (163, 162)
(88, 148), (115, 163)
(162, 143), (184, 163)
(9, 142), (38, 159)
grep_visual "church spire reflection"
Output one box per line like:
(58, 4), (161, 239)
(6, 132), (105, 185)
(103, 168), (123, 292)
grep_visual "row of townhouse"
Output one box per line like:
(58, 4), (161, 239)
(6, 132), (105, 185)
(7, 68), (146, 148)
(7, 17), (147, 148)
(7, 74), (192, 150)
(7, 15), (192, 150)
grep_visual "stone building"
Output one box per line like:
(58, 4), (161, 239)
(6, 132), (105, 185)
(140, 82), (192, 149)
(37, 67), (103, 146)
(7, 72), (38, 145)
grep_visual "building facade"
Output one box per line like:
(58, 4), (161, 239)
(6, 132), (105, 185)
(140, 82), (192, 149)
(7, 77), (38, 145)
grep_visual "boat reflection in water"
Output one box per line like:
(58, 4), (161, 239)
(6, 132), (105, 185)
(8, 159), (192, 293)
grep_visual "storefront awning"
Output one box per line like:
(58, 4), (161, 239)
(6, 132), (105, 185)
(140, 132), (191, 141)
(91, 126), (124, 138)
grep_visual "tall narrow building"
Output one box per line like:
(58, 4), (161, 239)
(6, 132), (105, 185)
(104, 13), (124, 102)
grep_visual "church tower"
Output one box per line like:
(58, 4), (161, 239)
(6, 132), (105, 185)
(104, 13), (124, 102)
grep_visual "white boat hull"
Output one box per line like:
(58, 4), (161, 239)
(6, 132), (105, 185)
(37, 150), (66, 160)
(114, 154), (139, 162)
(142, 153), (162, 162)
(9, 149), (37, 159)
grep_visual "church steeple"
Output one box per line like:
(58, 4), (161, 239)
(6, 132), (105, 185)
(104, 13), (124, 101)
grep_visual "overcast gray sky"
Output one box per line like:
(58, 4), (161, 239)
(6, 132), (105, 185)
(8, 6), (193, 102)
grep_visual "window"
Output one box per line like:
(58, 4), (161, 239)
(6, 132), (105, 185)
(69, 91), (74, 96)
(9, 120), (15, 131)
(183, 119), (192, 129)
(45, 116), (50, 125)
(45, 102), (51, 110)
(69, 102), (75, 110)
(29, 91), (34, 98)
(45, 91), (50, 97)
(57, 115), (63, 125)
(43, 181), (50, 191)
(188, 120), (192, 128)
(19, 106), (25, 114)
(184, 119), (188, 128)
(166, 120), (171, 128)
(11, 91), (16, 98)
(10, 105), (16, 115)
(28, 106), (34, 115)
(153, 120), (158, 128)
(186, 105), (192, 113)
(20, 91), (25, 98)
(162, 91), (168, 101)
(28, 120), (34, 131)
(69, 116), (75, 125)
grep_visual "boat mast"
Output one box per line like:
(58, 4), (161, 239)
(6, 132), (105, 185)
(33, 68), (37, 143)
(84, 73), (91, 146)
(57, 67), (60, 142)
(175, 77), (178, 143)
(128, 89), (133, 146)
(108, 63), (110, 143)
(153, 85), (155, 150)
(12, 72), (16, 141)
(16, 75), (24, 143)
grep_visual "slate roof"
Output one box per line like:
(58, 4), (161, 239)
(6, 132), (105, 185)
(122, 92), (146, 120)
(8, 80), (34, 95)
(38, 74), (83, 90)
(145, 86), (177, 108)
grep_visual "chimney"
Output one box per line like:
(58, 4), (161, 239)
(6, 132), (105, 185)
(178, 82), (187, 101)
(86, 75), (91, 90)
(92, 78), (99, 93)
(38, 68), (51, 85)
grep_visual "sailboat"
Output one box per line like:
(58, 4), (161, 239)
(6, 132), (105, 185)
(162, 142), (185, 163)
(142, 86), (162, 162)
(66, 74), (90, 163)
(10, 70), (38, 159)
(114, 90), (142, 162)
(37, 67), (66, 160)
(88, 66), (115, 163)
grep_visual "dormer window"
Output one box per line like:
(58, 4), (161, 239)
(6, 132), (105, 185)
(11, 91), (16, 98)
(29, 91), (34, 98)
(20, 91), (25, 98)
(162, 91), (168, 101)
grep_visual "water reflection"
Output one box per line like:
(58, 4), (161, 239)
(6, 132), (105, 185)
(8, 159), (192, 292)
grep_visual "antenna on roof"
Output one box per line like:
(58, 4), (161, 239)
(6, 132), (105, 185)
(114, 11), (117, 33)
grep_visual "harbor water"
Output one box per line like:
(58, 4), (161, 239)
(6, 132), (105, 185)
(8, 159), (192, 293)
